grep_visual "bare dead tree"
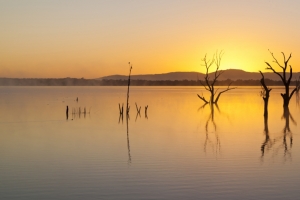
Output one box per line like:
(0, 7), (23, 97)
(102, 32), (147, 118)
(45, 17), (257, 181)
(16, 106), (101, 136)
(265, 50), (297, 107)
(259, 71), (272, 158)
(197, 51), (235, 104)
(259, 71), (272, 117)
(126, 62), (132, 115)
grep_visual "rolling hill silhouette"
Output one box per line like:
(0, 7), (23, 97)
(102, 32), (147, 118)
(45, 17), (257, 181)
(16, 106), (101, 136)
(99, 69), (300, 81)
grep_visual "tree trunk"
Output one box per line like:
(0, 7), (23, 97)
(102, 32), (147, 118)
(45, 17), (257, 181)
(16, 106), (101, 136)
(283, 84), (289, 107)
(263, 98), (268, 117)
(210, 88), (214, 104)
(283, 106), (290, 133)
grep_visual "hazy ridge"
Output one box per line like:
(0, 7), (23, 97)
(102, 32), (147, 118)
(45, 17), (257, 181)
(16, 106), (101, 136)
(1, 69), (300, 86)
(98, 69), (300, 81)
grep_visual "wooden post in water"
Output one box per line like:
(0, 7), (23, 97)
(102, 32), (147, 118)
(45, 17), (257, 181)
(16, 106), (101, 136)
(145, 105), (148, 119)
(66, 105), (69, 120)
(126, 62), (132, 115)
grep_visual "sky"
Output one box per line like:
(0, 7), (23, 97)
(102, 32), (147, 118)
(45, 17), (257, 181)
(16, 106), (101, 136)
(0, 0), (300, 78)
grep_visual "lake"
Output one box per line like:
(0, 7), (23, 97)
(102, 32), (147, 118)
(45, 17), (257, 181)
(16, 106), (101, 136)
(0, 86), (299, 200)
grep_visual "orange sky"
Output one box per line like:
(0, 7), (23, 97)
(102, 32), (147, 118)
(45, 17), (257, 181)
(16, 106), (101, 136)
(0, 1), (300, 78)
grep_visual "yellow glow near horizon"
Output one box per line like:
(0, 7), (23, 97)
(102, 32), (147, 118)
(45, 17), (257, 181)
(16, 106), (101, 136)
(0, 1), (300, 78)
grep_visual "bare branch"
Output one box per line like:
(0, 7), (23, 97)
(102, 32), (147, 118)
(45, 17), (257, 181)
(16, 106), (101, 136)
(213, 70), (225, 85)
(214, 50), (224, 69)
(289, 88), (297, 101)
(212, 51), (224, 85)
(283, 52), (292, 67)
(281, 52), (286, 66)
(198, 103), (208, 111)
(268, 49), (283, 69)
(287, 65), (293, 85)
(289, 112), (297, 126)
(214, 83), (236, 104)
(199, 80), (211, 91)
(259, 71), (272, 93)
(214, 88), (219, 96)
(197, 94), (209, 104)
(265, 62), (284, 82)
(214, 103), (221, 114)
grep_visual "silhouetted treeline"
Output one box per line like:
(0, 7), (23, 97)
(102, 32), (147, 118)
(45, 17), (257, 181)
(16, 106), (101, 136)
(1, 78), (299, 86)
(0, 78), (102, 86)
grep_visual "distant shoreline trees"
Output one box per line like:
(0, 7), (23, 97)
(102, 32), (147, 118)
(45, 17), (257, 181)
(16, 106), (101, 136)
(1, 77), (300, 86)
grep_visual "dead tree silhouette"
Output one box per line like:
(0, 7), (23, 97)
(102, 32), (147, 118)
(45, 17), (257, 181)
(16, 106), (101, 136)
(197, 51), (236, 104)
(259, 71), (272, 117)
(265, 50), (297, 107)
(126, 62), (132, 115)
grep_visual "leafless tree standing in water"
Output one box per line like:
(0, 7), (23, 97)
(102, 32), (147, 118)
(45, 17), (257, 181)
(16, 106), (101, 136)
(197, 51), (235, 104)
(259, 71), (272, 117)
(265, 50), (297, 107)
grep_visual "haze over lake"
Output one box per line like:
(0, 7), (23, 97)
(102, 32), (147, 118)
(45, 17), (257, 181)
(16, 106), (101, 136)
(0, 86), (299, 200)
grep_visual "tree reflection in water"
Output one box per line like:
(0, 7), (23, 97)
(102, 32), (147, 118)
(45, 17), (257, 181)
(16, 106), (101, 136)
(126, 114), (132, 164)
(261, 107), (295, 162)
(199, 103), (222, 157)
(119, 109), (149, 165)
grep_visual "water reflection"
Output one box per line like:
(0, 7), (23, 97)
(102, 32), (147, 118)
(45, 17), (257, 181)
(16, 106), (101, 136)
(296, 79), (300, 107)
(296, 90), (300, 107)
(135, 111), (141, 122)
(199, 103), (221, 156)
(261, 107), (295, 161)
(118, 112), (123, 124)
(119, 105), (149, 164)
(126, 115), (132, 164)
(145, 105), (148, 119)
(261, 115), (271, 157)
(71, 106), (90, 120)
(66, 105), (69, 120)
(282, 107), (294, 158)
(3, 87), (300, 199)
(119, 109), (132, 164)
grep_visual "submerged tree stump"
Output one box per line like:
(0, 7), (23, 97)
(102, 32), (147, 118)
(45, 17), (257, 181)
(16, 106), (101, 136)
(259, 71), (272, 117)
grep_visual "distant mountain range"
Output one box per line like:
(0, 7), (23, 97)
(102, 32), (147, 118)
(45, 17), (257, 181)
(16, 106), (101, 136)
(1, 69), (300, 86)
(98, 69), (300, 81)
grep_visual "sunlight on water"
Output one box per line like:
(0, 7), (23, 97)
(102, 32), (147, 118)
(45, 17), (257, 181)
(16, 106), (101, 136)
(0, 86), (299, 199)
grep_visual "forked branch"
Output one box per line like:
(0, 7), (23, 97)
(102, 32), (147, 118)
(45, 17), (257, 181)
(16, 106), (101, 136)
(265, 50), (295, 107)
(198, 50), (235, 104)
(214, 83), (236, 104)
(197, 94), (209, 104)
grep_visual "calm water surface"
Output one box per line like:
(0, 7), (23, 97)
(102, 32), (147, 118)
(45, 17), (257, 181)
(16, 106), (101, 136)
(0, 86), (299, 200)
